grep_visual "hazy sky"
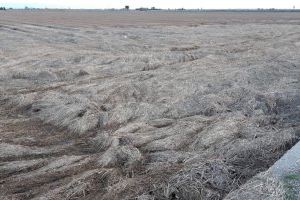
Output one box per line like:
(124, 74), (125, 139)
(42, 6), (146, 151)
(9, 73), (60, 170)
(0, 0), (299, 9)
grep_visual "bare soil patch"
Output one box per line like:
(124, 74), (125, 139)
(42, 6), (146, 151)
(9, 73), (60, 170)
(0, 10), (300, 27)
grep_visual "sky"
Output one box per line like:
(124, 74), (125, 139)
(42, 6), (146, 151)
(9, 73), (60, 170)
(0, 0), (299, 9)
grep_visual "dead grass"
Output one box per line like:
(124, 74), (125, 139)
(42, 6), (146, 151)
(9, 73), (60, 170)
(0, 16), (299, 199)
(224, 171), (285, 200)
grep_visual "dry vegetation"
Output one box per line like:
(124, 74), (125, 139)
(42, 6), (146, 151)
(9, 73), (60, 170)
(0, 11), (300, 200)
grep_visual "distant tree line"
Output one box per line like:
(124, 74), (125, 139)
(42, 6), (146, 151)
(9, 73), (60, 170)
(0, 7), (6, 10)
(135, 7), (162, 11)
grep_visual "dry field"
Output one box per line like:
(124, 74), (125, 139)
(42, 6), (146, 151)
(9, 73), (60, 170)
(1, 10), (300, 27)
(0, 10), (300, 200)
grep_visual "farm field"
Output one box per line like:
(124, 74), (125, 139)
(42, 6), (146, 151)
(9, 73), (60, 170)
(0, 10), (300, 200)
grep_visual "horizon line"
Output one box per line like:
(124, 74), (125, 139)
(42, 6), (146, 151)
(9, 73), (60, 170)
(1, 7), (300, 11)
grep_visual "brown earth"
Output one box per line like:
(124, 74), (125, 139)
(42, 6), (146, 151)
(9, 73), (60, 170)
(0, 10), (300, 27)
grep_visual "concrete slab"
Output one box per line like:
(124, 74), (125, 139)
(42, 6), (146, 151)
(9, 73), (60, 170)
(271, 141), (300, 178)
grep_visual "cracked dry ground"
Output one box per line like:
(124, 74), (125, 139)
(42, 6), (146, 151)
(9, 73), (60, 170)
(0, 19), (300, 200)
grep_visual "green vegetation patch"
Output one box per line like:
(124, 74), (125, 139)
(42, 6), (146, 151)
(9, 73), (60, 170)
(284, 173), (300, 200)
